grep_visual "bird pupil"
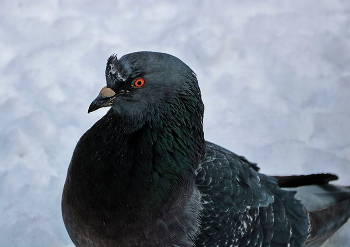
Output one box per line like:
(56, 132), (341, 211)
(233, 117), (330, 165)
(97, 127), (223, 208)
(134, 78), (144, 87)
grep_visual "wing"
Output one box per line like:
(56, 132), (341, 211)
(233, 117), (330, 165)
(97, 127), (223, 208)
(281, 184), (350, 247)
(274, 175), (350, 246)
(195, 142), (309, 247)
(306, 198), (350, 247)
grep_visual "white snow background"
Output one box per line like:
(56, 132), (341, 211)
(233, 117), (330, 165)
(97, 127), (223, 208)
(0, 0), (349, 246)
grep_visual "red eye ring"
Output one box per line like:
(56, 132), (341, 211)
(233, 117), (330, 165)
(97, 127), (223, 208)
(134, 78), (145, 87)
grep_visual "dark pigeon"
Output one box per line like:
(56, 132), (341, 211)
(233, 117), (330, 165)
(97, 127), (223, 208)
(62, 51), (350, 247)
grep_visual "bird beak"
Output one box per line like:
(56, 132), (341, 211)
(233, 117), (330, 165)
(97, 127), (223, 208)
(88, 86), (116, 113)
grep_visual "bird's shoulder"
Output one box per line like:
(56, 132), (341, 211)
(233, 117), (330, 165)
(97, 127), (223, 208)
(195, 141), (309, 246)
(197, 141), (271, 212)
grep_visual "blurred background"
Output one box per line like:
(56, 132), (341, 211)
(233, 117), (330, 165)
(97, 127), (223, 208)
(0, 0), (349, 246)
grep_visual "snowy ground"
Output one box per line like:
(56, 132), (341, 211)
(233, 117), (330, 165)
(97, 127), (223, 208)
(1, 0), (349, 246)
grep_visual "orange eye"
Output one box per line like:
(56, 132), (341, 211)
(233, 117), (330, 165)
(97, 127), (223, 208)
(134, 78), (145, 87)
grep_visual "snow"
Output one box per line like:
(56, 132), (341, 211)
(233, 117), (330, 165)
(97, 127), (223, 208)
(1, 0), (349, 246)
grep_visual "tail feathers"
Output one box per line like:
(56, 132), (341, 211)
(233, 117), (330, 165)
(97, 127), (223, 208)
(305, 198), (350, 247)
(273, 173), (338, 188)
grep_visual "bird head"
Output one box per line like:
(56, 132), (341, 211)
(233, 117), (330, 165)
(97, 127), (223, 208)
(88, 51), (204, 130)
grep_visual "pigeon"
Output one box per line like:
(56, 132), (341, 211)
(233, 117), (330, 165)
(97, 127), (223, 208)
(62, 51), (350, 247)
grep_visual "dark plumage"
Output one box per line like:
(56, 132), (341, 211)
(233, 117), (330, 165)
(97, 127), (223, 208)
(62, 51), (350, 247)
